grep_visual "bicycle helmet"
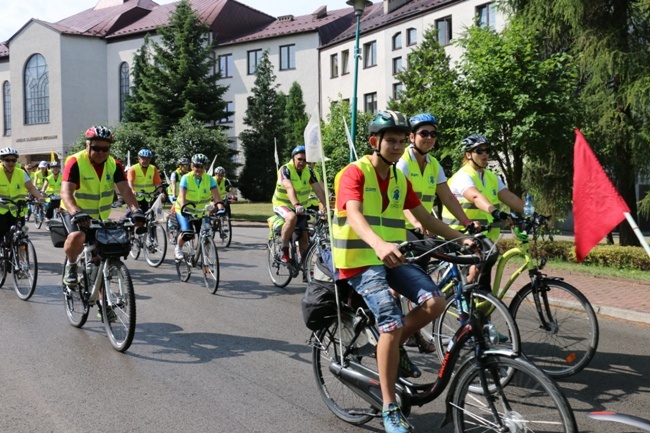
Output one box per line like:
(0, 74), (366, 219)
(0, 147), (19, 157)
(368, 110), (410, 135)
(85, 126), (114, 142)
(191, 153), (209, 165)
(409, 113), (438, 132)
(38, 160), (48, 168)
(291, 146), (306, 157)
(214, 166), (226, 175)
(461, 134), (490, 152)
(50, 161), (60, 168)
(177, 157), (190, 166)
(138, 149), (153, 158)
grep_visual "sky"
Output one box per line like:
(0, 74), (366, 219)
(1, 0), (351, 42)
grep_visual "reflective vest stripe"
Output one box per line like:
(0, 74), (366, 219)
(0, 168), (29, 217)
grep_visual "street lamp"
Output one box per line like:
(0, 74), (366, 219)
(347, 0), (372, 162)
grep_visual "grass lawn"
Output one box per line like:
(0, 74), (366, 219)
(230, 201), (272, 223)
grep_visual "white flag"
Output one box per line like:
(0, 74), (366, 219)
(304, 106), (323, 163)
(125, 150), (132, 172)
(274, 138), (279, 171)
(208, 154), (218, 176)
(343, 117), (358, 161)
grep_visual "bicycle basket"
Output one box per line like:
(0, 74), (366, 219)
(49, 218), (66, 248)
(95, 227), (131, 257)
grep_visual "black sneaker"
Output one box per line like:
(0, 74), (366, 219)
(398, 347), (421, 378)
(63, 263), (78, 288)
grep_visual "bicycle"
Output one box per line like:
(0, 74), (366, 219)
(266, 209), (328, 288)
(0, 198), (39, 301)
(129, 188), (167, 267)
(310, 236), (577, 432)
(588, 411), (650, 432)
(174, 203), (220, 294)
(42, 193), (62, 230)
(32, 199), (45, 229)
(210, 198), (232, 247)
(61, 218), (137, 352)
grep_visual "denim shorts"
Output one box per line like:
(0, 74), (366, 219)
(347, 264), (442, 333)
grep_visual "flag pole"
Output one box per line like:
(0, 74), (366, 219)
(274, 138), (279, 172)
(623, 213), (650, 259)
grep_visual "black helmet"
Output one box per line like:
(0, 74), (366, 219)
(368, 110), (410, 135)
(177, 157), (190, 166)
(409, 113), (438, 132)
(461, 134), (490, 152)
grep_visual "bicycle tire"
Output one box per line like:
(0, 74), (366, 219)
(33, 207), (44, 229)
(102, 259), (136, 353)
(312, 320), (377, 425)
(176, 240), (193, 282)
(201, 238), (220, 294)
(304, 242), (334, 285)
(63, 257), (89, 328)
(144, 222), (167, 267)
(509, 279), (599, 378)
(450, 354), (577, 432)
(13, 239), (38, 301)
(0, 252), (7, 288)
(267, 236), (292, 288)
(218, 215), (232, 248)
(129, 234), (141, 260)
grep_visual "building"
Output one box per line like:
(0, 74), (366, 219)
(0, 0), (502, 166)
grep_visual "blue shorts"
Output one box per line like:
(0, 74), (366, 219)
(175, 211), (208, 234)
(346, 264), (442, 333)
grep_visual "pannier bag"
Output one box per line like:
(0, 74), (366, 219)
(49, 218), (67, 248)
(301, 281), (338, 331)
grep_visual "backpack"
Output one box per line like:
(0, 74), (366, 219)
(301, 281), (338, 331)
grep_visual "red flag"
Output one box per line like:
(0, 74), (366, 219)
(573, 129), (630, 262)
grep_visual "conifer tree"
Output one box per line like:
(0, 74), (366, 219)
(283, 82), (308, 149)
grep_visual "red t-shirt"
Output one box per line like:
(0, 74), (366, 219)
(336, 164), (421, 279)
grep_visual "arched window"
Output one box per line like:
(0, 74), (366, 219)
(2, 81), (10, 136)
(119, 62), (130, 121)
(24, 54), (49, 124)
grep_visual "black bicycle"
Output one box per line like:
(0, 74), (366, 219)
(210, 199), (232, 247)
(310, 235), (577, 432)
(129, 187), (167, 267)
(0, 198), (38, 301)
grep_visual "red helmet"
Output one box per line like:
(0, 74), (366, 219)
(85, 126), (114, 142)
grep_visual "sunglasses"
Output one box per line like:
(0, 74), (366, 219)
(90, 146), (111, 153)
(3, 158), (17, 163)
(474, 148), (491, 155)
(294, 157), (306, 162)
(417, 130), (437, 138)
(193, 164), (204, 169)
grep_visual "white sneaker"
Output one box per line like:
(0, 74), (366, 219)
(174, 246), (184, 260)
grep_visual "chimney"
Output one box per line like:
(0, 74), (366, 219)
(277, 14), (295, 22)
(312, 6), (328, 19)
(384, 0), (410, 14)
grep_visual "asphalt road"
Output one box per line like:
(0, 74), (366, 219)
(0, 225), (648, 433)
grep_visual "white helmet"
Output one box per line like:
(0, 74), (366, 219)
(0, 147), (19, 157)
(214, 166), (226, 175)
(38, 160), (48, 168)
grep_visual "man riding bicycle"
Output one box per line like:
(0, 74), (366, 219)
(272, 145), (327, 263)
(41, 161), (63, 224)
(126, 148), (163, 217)
(213, 166), (233, 216)
(168, 157), (190, 203)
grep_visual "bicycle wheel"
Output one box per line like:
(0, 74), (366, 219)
(175, 240), (193, 282)
(312, 320), (377, 425)
(509, 279), (599, 378)
(450, 355), (577, 432)
(267, 236), (292, 288)
(102, 259), (136, 353)
(217, 215), (232, 247)
(304, 242), (333, 285)
(144, 222), (167, 267)
(63, 257), (89, 328)
(129, 234), (141, 260)
(33, 207), (44, 229)
(201, 238), (220, 294)
(0, 253), (7, 288)
(13, 239), (38, 301)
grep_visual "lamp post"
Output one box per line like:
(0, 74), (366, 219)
(347, 0), (372, 162)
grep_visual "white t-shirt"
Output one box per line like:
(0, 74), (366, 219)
(448, 166), (507, 197)
(396, 147), (447, 185)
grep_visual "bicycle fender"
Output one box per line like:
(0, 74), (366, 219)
(587, 412), (650, 432)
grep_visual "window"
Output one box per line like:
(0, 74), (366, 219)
(364, 92), (377, 113)
(406, 28), (417, 46)
(392, 57), (403, 75)
(392, 32), (402, 50)
(119, 62), (129, 122)
(436, 16), (453, 45)
(363, 41), (377, 69)
(3, 81), (10, 136)
(280, 44), (295, 70)
(247, 49), (262, 75)
(330, 53), (339, 78)
(219, 54), (233, 78)
(220, 101), (234, 123)
(393, 83), (404, 100)
(341, 50), (350, 75)
(476, 3), (496, 28)
(24, 53), (49, 124)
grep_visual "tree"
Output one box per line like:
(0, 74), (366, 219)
(238, 50), (285, 202)
(500, 0), (650, 245)
(121, 34), (153, 125)
(283, 82), (308, 149)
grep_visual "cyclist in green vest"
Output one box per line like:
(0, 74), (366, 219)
(127, 148), (162, 217)
(41, 161), (62, 224)
(331, 111), (472, 433)
(60, 126), (145, 288)
(212, 166), (233, 217)
(168, 157), (190, 203)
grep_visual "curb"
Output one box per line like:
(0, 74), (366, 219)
(592, 305), (650, 325)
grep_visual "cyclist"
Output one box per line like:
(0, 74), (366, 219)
(172, 153), (226, 260)
(441, 134), (525, 286)
(168, 157), (190, 203)
(305, 161), (325, 212)
(126, 148), (162, 217)
(331, 110), (472, 433)
(272, 145), (327, 263)
(212, 166), (233, 216)
(24, 163), (39, 221)
(0, 147), (45, 244)
(41, 161), (63, 224)
(60, 126), (145, 288)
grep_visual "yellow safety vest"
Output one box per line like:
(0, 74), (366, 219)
(332, 156), (407, 269)
(34, 170), (49, 189)
(307, 167), (321, 208)
(213, 177), (229, 199)
(272, 161), (312, 207)
(441, 164), (501, 240)
(400, 148), (440, 229)
(61, 150), (117, 220)
(167, 168), (184, 197)
(173, 172), (213, 213)
(131, 163), (156, 194)
(0, 167), (29, 217)
(44, 173), (62, 198)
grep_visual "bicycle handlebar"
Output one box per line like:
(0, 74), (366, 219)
(398, 235), (495, 266)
